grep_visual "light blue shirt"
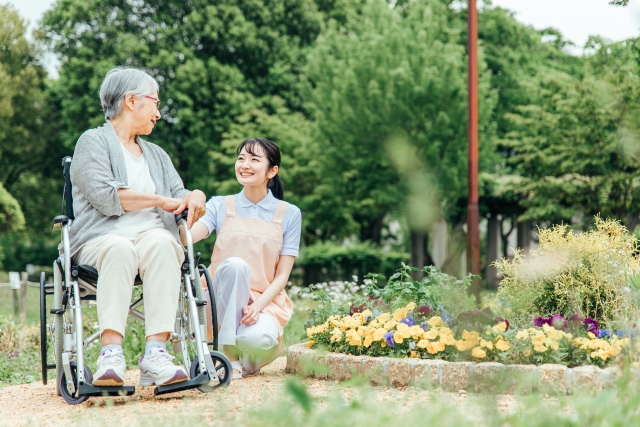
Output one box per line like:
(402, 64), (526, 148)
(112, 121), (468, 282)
(197, 189), (302, 257)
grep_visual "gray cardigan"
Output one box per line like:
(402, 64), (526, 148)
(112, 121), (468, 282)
(63, 121), (190, 258)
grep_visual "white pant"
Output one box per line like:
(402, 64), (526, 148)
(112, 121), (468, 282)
(208, 257), (279, 373)
(75, 228), (184, 337)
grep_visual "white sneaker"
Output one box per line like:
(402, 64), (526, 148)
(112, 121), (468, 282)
(138, 348), (188, 386)
(93, 348), (126, 386)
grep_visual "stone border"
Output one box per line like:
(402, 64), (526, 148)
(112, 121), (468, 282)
(286, 343), (625, 395)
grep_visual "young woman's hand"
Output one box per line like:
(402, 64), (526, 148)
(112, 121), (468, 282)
(240, 304), (260, 326)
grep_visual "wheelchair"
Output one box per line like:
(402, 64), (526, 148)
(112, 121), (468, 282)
(39, 156), (231, 404)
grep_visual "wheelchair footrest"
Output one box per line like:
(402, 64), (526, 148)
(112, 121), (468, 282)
(153, 373), (209, 396)
(78, 382), (136, 397)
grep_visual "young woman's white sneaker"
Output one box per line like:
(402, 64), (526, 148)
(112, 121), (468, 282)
(93, 348), (127, 386)
(138, 348), (188, 386)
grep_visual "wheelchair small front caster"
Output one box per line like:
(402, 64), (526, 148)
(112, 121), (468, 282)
(189, 350), (232, 392)
(58, 362), (93, 405)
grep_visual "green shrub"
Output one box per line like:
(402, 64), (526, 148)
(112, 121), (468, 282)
(495, 217), (640, 328)
(298, 241), (409, 285)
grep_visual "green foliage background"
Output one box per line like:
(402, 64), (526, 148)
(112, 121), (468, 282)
(1, 0), (640, 285)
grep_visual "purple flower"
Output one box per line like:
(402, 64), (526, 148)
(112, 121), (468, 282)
(420, 321), (429, 332)
(597, 329), (612, 338)
(584, 318), (599, 336)
(533, 317), (547, 327)
(533, 315), (568, 331)
(383, 331), (395, 347)
(400, 313), (416, 327)
(415, 305), (432, 315)
(350, 303), (366, 315)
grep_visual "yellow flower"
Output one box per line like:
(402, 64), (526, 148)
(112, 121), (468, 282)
(587, 332), (596, 339)
(345, 329), (362, 346)
(417, 339), (430, 349)
(462, 330), (480, 343)
(427, 341), (445, 354)
(330, 328), (343, 343)
(455, 340), (473, 352)
(409, 325), (425, 339)
(364, 334), (374, 348)
(410, 351), (419, 358)
(492, 322), (507, 332)
(533, 344), (547, 353)
(531, 334), (545, 346)
(405, 302), (417, 310)
(306, 340), (316, 347)
(516, 330), (529, 340)
(440, 333), (457, 346)
(495, 339), (510, 352)
(523, 348), (531, 357)
(384, 320), (398, 330)
(372, 328), (387, 341)
(480, 339), (494, 350)
(423, 329), (438, 340)
(377, 313), (391, 323)
(393, 307), (409, 322)
(361, 309), (373, 319)
(429, 316), (443, 327)
(471, 347), (486, 358)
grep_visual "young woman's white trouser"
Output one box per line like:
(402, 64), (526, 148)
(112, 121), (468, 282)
(74, 228), (185, 337)
(207, 257), (279, 374)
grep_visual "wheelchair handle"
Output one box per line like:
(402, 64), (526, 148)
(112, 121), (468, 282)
(175, 209), (189, 224)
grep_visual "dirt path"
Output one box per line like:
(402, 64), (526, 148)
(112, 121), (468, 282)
(0, 357), (525, 426)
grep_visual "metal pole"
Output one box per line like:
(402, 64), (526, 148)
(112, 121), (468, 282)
(467, 0), (482, 305)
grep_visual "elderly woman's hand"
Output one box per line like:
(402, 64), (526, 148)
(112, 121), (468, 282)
(173, 190), (206, 228)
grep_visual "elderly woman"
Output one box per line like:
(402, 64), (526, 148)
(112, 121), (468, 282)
(68, 67), (206, 387)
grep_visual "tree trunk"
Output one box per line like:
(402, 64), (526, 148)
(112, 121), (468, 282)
(486, 215), (500, 289)
(517, 220), (531, 254)
(410, 231), (425, 280)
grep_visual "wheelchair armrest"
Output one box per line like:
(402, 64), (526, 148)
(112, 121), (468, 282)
(53, 215), (69, 230)
(175, 209), (189, 224)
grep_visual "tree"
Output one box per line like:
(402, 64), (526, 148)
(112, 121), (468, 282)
(303, 0), (496, 252)
(500, 37), (640, 229)
(41, 0), (333, 193)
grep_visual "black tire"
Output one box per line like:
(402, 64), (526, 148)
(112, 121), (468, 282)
(58, 362), (93, 405)
(199, 265), (218, 351)
(39, 272), (48, 385)
(189, 350), (232, 392)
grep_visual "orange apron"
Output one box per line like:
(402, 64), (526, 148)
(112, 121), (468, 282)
(207, 195), (293, 357)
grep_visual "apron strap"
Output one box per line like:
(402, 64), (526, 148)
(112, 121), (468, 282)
(225, 195), (237, 216)
(272, 201), (288, 224)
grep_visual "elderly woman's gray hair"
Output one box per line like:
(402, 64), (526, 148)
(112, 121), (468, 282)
(99, 67), (159, 120)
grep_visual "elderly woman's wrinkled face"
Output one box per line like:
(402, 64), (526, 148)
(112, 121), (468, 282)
(132, 92), (161, 135)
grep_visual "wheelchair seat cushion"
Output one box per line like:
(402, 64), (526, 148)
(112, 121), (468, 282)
(76, 264), (143, 286)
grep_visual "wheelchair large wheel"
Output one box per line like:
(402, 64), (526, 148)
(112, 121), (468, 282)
(40, 272), (48, 385)
(189, 350), (232, 392)
(58, 362), (93, 405)
(199, 264), (218, 351)
(53, 272), (64, 395)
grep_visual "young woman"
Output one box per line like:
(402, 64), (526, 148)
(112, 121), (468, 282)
(187, 138), (301, 378)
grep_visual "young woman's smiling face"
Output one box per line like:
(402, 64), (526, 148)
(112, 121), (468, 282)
(235, 145), (278, 188)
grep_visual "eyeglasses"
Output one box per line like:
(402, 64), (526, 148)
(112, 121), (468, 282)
(144, 95), (161, 109)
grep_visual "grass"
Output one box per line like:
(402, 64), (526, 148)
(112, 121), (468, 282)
(0, 283), (41, 325)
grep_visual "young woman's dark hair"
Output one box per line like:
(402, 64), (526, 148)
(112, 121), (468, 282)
(237, 138), (285, 200)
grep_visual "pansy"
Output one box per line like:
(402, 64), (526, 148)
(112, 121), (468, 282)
(471, 347), (486, 358)
(400, 313), (416, 327)
(383, 331), (395, 347)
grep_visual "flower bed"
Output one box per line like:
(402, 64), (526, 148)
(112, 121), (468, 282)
(287, 343), (630, 395)
(305, 303), (636, 368)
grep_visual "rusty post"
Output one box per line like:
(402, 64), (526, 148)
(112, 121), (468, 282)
(467, 0), (481, 305)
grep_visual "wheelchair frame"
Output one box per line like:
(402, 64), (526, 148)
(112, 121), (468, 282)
(39, 156), (231, 404)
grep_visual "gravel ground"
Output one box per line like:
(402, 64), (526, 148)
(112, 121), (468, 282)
(0, 357), (538, 427)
